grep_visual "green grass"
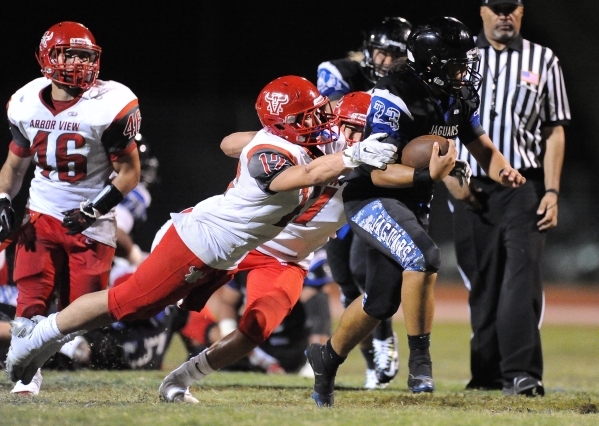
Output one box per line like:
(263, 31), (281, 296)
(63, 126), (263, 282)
(0, 322), (597, 425)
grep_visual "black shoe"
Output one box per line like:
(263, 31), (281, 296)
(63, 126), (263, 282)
(502, 376), (545, 397)
(305, 343), (337, 407)
(407, 360), (434, 393)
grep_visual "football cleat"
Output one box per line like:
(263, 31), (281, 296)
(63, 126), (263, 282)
(408, 374), (435, 393)
(159, 372), (200, 404)
(5, 317), (38, 383)
(502, 376), (545, 397)
(10, 368), (43, 396)
(305, 343), (337, 407)
(373, 332), (399, 385)
(364, 369), (379, 390)
(407, 360), (435, 393)
(6, 315), (75, 385)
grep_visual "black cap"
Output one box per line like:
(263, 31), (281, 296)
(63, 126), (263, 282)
(481, 0), (523, 6)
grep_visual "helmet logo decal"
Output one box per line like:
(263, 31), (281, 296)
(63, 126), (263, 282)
(70, 37), (93, 47)
(264, 92), (289, 115)
(40, 31), (54, 49)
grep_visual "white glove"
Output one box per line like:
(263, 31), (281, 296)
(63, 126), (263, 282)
(342, 133), (397, 170)
(449, 159), (472, 187)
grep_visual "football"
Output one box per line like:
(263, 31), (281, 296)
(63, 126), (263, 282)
(400, 135), (450, 169)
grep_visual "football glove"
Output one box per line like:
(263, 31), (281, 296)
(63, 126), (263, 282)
(449, 160), (472, 187)
(0, 195), (16, 240)
(342, 133), (397, 170)
(61, 202), (101, 235)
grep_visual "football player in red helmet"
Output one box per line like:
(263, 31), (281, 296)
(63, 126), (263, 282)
(255, 75), (339, 146)
(36, 21), (102, 91)
(0, 21), (140, 396)
(333, 91), (370, 145)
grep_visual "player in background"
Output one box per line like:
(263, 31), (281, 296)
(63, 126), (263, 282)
(157, 90), (376, 402)
(0, 21), (141, 395)
(5, 77), (397, 398)
(317, 18), (412, 389)
(306, 17), (526, 407)
(317, 16), (412, 108)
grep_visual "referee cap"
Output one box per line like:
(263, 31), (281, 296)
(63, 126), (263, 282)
(482, 0), (523, 6)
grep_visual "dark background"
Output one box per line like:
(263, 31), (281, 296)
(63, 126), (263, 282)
(1, 0), (598, 284)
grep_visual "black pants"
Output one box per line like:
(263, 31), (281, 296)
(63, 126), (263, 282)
(448, 176), (546, 385)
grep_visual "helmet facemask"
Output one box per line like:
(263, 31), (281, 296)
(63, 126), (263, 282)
(281, 102), (340, 146)
(416, 48), (482, 100)
(38, 45), (101, 89)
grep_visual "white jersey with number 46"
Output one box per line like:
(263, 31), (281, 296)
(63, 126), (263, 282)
(6, 77), (141, 247)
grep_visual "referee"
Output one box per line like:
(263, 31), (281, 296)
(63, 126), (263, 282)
(444, 0), (570, 397)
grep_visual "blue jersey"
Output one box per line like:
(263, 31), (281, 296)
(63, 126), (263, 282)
(344, 68), (485, 205)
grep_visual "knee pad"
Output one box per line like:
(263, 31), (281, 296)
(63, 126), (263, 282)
(422, 245), (441, 272)
(363, 291), (401, 321)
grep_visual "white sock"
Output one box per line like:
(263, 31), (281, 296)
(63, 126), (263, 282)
(192, 349), (216, 376)
(168, 349), (214, 388)
(29, 313), (63, 348)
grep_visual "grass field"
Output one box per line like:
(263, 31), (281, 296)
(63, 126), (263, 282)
(0, 322), (597, 425)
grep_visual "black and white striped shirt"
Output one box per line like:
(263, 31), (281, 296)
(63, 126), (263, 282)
(456, 32), (571, 177)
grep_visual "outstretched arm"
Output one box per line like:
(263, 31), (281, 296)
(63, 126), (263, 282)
(270, 135), (397, 192)
(464, 134), (525, 187)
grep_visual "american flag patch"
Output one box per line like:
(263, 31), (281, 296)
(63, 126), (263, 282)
(521, 70), (540, 85)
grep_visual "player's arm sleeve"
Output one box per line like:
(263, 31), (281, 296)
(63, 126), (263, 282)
(246, 146), (296, 194)
(7, 121), (32, 157)
(457, 107), (486, 145)
(101, 100), (142, 161)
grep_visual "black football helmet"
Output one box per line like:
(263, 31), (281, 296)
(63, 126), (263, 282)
(406, 17), (482, 100)
(361, 17), (413, 84)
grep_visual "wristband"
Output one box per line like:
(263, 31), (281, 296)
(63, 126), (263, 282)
(413, 167), (434, 188)
(545, 188), (559, 196)
(0, 192), (11, 202)
(91, 184), (124, 215)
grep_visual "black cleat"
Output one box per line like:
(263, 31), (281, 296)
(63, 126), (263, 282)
(305, 343), (336, 407)
(407, 360), (434, 393)
(502, 376), (545, 397)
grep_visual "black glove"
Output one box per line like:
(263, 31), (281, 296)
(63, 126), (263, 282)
(0, 196), (16, 240)
(62, 202), (99, 235)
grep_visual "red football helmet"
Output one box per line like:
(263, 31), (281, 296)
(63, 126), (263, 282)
(334, 91), (370, 127)
(255, 75), (339, 146)
(35, 21), (102, 90)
